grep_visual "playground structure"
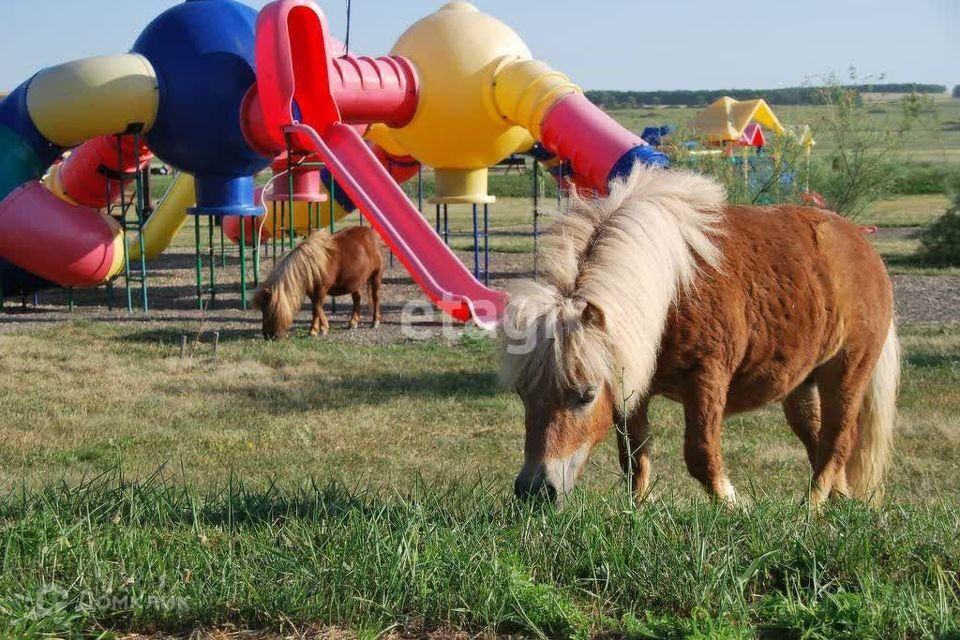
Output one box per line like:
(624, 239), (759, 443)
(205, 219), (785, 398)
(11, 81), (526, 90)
(0, 0), (668, 329)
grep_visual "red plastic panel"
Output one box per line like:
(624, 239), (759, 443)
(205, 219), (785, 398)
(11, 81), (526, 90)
(254, 0), (340, 153)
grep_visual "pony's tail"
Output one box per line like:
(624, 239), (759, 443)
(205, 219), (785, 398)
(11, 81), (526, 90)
(846, 320), (900, 503)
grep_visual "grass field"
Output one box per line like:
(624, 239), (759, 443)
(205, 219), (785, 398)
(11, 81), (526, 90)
(607, 95), (960, 165)
(0, 322), (957, 637)
(3, 94), (959, 639)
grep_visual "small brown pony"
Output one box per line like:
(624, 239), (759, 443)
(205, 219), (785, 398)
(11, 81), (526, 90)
(254, 226), (383, 339)
(502, 165), (898, 508)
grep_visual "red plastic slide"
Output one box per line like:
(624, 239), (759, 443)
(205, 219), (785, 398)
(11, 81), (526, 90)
(286, 122), (507, 329)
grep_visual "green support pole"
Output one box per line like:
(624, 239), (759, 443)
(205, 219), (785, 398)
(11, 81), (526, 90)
(239, 217), (247, 310)
(271, 200), (278, 262)
(208, 216), (216, 304)
(287, 150), (296, 247)
(329, 168), (336, 314)
(253, 223), (261, 289)
(220, 220), (226, 269)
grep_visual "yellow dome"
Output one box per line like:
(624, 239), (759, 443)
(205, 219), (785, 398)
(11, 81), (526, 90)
(389, 3), (533, 172)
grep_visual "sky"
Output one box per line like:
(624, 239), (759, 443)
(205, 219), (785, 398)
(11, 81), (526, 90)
(0, 0), (956, 92)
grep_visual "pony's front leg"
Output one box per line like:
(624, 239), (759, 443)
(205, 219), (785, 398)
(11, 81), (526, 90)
(309, 290), (329, 337)
(369, 273), (382, 329)
(682, 372), (738, 503)
(349, 292), (361, 329)
(616, 397), (653, 500)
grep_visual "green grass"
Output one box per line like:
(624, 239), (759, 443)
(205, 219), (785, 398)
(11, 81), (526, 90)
(0, 322), (957, 637)
(606, 97), (960, 165)
(0, 475), (957, 639)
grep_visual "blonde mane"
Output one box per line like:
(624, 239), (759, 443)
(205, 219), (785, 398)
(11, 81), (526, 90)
(501, 164), (725, 411)
(254, 230), (335, 328)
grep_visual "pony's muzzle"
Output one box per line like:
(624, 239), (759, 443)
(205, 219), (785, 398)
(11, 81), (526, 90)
(513, 464), (557, 503)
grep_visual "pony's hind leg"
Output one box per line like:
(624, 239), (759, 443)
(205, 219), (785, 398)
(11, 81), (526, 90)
(682, 370), (737, 503)
(616, 397), (653, 500)
(369, 273), (382, 328)
(349, 291), (361, 329)
(810, 354), (874, 507)
(783, 380), (821, 470)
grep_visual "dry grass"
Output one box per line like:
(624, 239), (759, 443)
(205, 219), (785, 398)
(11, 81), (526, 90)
(0, 321), (956, 502)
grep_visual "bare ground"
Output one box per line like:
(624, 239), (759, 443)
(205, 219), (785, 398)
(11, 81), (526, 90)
(1, 231), (957, 342)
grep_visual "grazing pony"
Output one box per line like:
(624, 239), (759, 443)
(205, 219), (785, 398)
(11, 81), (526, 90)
(502, 165), (898, 508)
(254, 226), (383, 339)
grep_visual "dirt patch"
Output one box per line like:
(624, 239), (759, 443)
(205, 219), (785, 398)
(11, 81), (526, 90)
(1, 237), (956, 342)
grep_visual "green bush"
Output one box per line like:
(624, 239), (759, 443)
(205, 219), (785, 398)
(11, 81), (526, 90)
(916, 177), (960, 266)
(890, 163), (958, 195)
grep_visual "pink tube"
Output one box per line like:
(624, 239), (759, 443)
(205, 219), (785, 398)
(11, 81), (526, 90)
(59, 135), (152, 208)
(244, 0), (419, 156)
(0, 182), (120, 286)
(330, 55), (418, 127)
(539, 93), (646, 194)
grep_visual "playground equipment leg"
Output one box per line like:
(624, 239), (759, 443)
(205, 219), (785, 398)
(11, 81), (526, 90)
(239, 219), (247, 310)
(483, 203), (490, 286)
(472, 203), (479, 279)
(443, 205), (449, 244)
(194, 216), (203, 309)
(533, 159), (540, 275)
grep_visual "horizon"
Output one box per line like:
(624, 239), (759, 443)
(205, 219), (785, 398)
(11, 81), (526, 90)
(0, 1), (955, 93)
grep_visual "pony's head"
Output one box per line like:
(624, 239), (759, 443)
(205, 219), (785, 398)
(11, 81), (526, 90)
(253, 285), (295, 339)
(500, 164), (725, 505)
(502, 289), (618, 504)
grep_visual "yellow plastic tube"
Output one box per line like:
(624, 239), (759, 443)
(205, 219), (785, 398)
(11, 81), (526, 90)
(129, 173), (195, 261)
(492, 56), (580, 139)
(26, 54), (159, 147)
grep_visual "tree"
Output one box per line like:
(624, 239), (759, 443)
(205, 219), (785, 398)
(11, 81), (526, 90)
(808, 73), (927, 219)
(953, 85), (960, 99)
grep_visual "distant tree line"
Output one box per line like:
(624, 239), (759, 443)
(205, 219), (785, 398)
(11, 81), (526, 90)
(586, 84), (948, 109)
(954, 85), (960, 99)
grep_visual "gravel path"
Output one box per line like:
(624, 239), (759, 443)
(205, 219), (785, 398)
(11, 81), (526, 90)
(1, 237), (956, 342)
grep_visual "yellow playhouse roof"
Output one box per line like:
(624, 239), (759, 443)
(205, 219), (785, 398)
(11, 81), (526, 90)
(691, 97), (785, 143)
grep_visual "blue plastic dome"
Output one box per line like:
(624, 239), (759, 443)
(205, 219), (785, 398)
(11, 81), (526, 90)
(132, 0), (270, 215)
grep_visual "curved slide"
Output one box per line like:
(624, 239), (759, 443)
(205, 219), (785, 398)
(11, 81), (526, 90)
(129, 173), (195, 261)
(288, 122), (507, 330)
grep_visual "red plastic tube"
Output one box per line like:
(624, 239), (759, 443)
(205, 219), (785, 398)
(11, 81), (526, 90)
(0, 182), (120, 286)
(59, 134), (152, 208)
(539, 93), (646, 194)
(244, 0), (419, 156)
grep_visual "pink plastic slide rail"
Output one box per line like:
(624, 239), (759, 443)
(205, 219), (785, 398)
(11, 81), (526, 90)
(287, 122), (506, 330)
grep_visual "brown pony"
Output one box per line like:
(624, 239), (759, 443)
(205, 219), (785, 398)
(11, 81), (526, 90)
(254, 226), (383, 339)
(502, 166), (898, 509)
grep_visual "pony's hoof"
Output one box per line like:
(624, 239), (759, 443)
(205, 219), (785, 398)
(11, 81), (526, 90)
(309, 329), (319, 337)
(372, 320), (381, 329)
(348, 321), (359, 330)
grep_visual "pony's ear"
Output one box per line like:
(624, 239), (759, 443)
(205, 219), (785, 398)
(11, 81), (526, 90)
(581, 300), (605, 330)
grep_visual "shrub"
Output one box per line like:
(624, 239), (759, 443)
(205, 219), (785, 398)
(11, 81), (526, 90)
(916, 176), (960, 266)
